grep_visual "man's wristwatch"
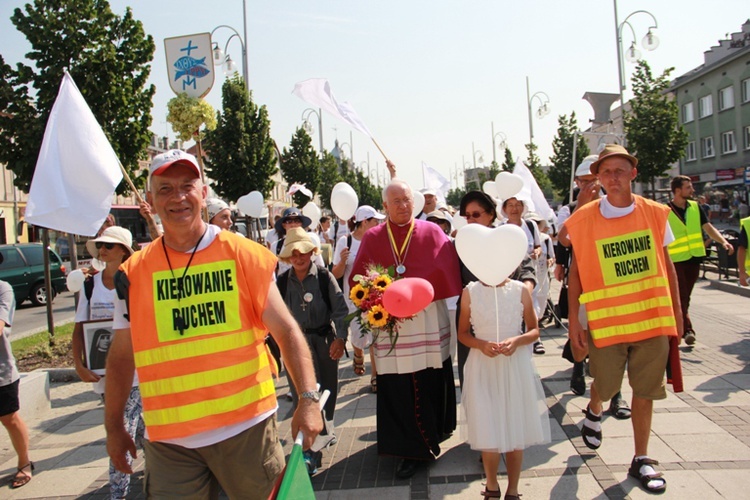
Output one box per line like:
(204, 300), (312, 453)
(299, 390), (321, 403)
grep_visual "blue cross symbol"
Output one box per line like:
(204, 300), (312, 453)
(180, 40), (198, 56)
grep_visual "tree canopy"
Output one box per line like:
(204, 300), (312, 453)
(203, 75), (277, 202)
(0, 0), (155, 193)
(501, 147), (515, 172)
(548, 112), (590, 202)
(624, 60), (688, 198)
(280, 127), (320, 207)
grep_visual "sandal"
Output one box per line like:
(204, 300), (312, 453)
(628, 457), (667, 494)
(608, 393), (632, 420)
(12, 462), (34, 489)
(353, 353), (365, 376)
(481, 488), (501, 498)
(504, 495), (522, 500)
(581, 405), (602, 450)
(370, 375), (377, 393)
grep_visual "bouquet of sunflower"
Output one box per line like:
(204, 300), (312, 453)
(346, 264), (408, 353)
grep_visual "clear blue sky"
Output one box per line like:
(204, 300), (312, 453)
(1, 0), (746, 192)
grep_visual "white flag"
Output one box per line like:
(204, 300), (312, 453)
(292, 78), (373, 138)
(422, 162), (451, 203)
(512, 159), (555, 221)
(25, 72), (123, 237)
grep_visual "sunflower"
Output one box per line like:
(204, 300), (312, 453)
(350, 284), (369, 307)
(367, 304), (389, 328)
(372, 274), (392, 291)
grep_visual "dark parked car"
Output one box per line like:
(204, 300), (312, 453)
(0, 243), (67, 306)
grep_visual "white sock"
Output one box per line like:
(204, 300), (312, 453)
(584, 409), (602, 433)
(634, 456), (664, 489)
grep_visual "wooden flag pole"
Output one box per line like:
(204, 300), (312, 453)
(118, 161), (145, 205)
(371, 137), (389, 162)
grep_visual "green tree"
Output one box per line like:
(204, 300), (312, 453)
(548, 112), (590, 202)
(446, 187), (467, 208)
(317, 151), (341, 210)
(203, 75), (277, 201)
(280, 127), (320, 206)
(0, 0), (155, 193)
(524, 142), (553, 197)
(501, 147), (515, 172)
(624, 60), (688, 198)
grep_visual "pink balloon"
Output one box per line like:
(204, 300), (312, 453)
(382, 278), (434, 318)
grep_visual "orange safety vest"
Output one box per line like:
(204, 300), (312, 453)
(567, 196), (678, 348)
(121, 231), (277, 441)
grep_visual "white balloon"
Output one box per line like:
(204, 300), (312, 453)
(302, 202), (322, 226)
(412, 190), (425, 217)
(237, 191), (264, 218)
(494, 172), (524, 200)
(482, 181), (497, 197)
(66, 269), (85, 293)
(330, 183), (358, 220)
(91, 258), (105, 271)
(452, 212), (467, 231)
(455, 224), (528, 286)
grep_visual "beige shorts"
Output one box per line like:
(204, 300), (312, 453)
(588, 333), (669, 401)
(143, 415), (285, 499)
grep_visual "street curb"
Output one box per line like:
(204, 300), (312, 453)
(708, 279), (750, 298)
(36, 367), (78, 383)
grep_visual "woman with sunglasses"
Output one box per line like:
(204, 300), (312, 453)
(455, 192), (537, 389)
(72, 226), (144, 499)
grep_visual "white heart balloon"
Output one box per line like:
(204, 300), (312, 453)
(455, 224), (528, 286)
(412, 190), (425, 217)
(482, 181), (497, 198)
(330, 183), (358, 220)
(452, 212), (467, 231)
(91, 258), (105, 271)
(302, 202), (322, 226)
(66, 269), (85, 293)
(494, 172), (524, 200)
(237, 191), (264, 218)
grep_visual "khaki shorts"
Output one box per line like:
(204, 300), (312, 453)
(143, 415), (285, 499)
(588, 334), (669, 401)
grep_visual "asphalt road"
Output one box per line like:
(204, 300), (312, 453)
(13, 290), (77, 340)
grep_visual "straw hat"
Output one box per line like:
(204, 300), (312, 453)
(278, 227), (320, 261)
(86, 226), (134, 259)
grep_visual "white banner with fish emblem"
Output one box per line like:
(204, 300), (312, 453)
(164, 32), (215, 98)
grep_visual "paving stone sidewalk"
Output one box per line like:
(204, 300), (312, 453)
(1, 277), (748, 499)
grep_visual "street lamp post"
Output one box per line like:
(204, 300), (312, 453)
(526, 76), (550, 145)
(211, 1), (249, 90)
(614, 0), (659, 110)
(491, 122), (507, 164)
(301, 108), (324, 153)
(472, 142), (484, 169)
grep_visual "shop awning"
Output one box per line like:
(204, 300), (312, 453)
(710, 179), (745, 187)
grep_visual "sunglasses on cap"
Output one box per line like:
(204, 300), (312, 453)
(95, 242), (118, 250)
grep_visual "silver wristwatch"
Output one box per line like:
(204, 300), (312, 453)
(299, 390), (321, 402)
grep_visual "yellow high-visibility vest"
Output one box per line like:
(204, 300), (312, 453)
(667, 200), (706, 262)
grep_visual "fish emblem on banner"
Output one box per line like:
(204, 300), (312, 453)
(164, 33), (215, 98)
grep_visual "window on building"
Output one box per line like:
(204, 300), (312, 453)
(721, 131), (736, 154)
(685, 141), (696, 161)
(719, 86), (734, 110)
(699, 95), (713, 118)
(682, 102), (694, 123)
(701, 136), (714, 158)
(743, 78), (750, 103)
(744, 125), (750, 150)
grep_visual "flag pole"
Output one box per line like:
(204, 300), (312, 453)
(117, 162), (145, 204)
(370, 137), (389, 162)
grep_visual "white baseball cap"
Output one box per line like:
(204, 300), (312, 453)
(355, 205), (386, 222)
(149, 149), (200, 180)
(575, 155), (599, 178)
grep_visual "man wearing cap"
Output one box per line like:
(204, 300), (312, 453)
(566, 145), (682, 494)
(667, 175), (733, 346)
(350, 179), (462, 479)
(103, 150), (322, 498)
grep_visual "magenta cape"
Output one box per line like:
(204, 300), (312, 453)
(350, 219), (462, 301)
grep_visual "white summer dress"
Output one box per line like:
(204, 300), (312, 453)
(460, 279), (551, 453)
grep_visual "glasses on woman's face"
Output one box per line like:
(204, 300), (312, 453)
(95, 242), (117, 250)
(464, 210), (486, 220)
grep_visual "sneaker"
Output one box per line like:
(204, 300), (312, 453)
(684, 330), (696, 346)
(533, 341), (546, 355)
(303, 450), (319, 475)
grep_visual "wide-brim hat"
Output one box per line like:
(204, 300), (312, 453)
(459, 190), (497, 217)
(86, 226), (134, 259)
(275, 207), (312, 232)
(278, 227), (320, 261)
(590, 144), (638, 175)
(149, 149), (200, 181)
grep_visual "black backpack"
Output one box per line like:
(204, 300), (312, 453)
(276, 265), (332, 311)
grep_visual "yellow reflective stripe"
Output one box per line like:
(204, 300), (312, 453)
(586, 296), (673, 322)
(143, 378), (277, 427)
(590, 315), (676, 341)
(139, 356), (269, 399)
(580, 277), (669, 304)
(134, 330), (257, 367)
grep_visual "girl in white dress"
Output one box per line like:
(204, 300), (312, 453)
(458, 278), (550, 499)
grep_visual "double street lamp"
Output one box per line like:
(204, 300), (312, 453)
(614, 0), (659, 108)
(471, 142), (485, 169)
(301, 108), (324, 153)
(211, 1), (249, 91)
(526, 76), (550, 145)
(491, 122), (507, 164)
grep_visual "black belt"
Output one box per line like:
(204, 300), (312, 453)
(304, 325), (333, 336)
